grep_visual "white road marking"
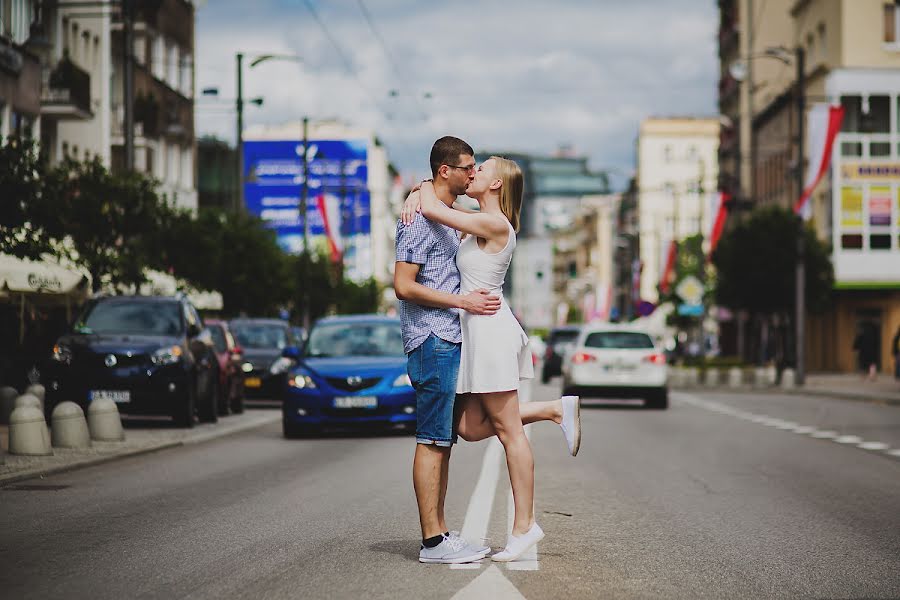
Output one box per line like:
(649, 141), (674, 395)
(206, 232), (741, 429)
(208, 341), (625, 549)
(457, 438), (503, 569)
(675, 393), (899, 460)
(449, 565), (528, 600)
(449, 562), (484, 570)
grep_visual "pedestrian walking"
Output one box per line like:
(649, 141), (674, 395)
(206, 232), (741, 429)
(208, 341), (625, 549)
(400, 138), (581, 564)
(852, 322), (879, 381)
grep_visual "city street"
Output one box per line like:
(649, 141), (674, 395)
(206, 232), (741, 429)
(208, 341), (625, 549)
(2, 379), (899, 600)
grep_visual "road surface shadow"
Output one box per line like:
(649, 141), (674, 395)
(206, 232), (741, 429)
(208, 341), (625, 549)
(369, 539), (420, 562)
(580, 399), (649, 410)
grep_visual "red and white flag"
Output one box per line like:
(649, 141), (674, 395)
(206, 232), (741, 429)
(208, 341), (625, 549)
(795, 103), (845, 220)
(316, 193), (343, 263)
(659, 238), (677, 294)
(707, 191), (729, 258)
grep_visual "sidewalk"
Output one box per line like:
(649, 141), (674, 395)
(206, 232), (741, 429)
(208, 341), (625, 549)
(797, 372), (900, 406)
(0, 409), (281, 486)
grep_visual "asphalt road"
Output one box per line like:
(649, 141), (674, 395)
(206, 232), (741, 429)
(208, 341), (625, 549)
(2, 380), (899, 599)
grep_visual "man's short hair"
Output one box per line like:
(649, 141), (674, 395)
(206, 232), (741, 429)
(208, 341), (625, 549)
(430, 136), (474, 178)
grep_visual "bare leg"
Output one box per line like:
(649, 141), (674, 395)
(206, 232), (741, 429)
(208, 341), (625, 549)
(480, 389), (535, 536)
(456, 393), (563, 442)
(413, 443), (451, 539)
(437, 446), (450, 533)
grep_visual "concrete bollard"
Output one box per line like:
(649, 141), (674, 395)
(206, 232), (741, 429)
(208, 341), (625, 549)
(754, 367), (768, 387)
(728, 367), (743, 388)
(668, 367), (683, 387)
(764, 365), (777, 386)
(1, 386), (18, 424)
(15, 393), (41, 411)
(706, 369), (722, 387)
(51, 402), (92, 449)
(87, 398), (125, 442)
(781, 368), (796, 389)
(8, 405), (52, 456)
(25, 384), (45, 411)
(685, 367), (700, 387)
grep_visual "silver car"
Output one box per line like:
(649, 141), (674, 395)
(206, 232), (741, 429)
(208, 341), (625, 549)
(561, 324), (668, 409)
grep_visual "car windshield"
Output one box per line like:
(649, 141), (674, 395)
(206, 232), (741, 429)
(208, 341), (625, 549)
(77, 300), (183, 336)
(208, 326), (227, 353)
(230, 323), (289, 350)
(305, 322), (404, 358)
(551, 330), (579, 347)
(584, 332), (654, 349)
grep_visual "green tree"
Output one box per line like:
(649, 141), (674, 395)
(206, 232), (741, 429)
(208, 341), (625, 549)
(0, 138), (60, 260)
(336, 278), (380, 314)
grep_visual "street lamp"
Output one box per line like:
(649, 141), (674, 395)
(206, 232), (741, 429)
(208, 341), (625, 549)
(729, 45), (807, 386)
(235, 52), (302, 213)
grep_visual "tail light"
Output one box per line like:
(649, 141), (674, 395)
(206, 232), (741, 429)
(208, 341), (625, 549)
(571, 352), (596, 364)
(230, 346), (243, 359)
(643, 353), (666, 365)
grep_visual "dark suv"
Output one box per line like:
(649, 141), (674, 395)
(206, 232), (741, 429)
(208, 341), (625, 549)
(541, 325), (582, 383)
(45, 295), (219, 427)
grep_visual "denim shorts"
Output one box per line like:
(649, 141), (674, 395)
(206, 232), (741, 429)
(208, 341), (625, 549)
(407, 333), (461, 446)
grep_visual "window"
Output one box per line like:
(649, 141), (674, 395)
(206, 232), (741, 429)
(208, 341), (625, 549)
(840, 95), (890, 133)
(885, 2), (899, 44)
(584, 331), (654, 350)
(663, 145), (673, 163)
(818, 23), (827, 60)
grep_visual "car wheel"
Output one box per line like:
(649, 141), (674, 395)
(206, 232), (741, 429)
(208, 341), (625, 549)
(645, 388), (669, 410)
(198, 373), (219, 423)
(231, 383), (245, 414)
(173, 381), (196, 428)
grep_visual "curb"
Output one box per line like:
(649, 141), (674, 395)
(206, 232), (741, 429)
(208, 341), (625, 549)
(0, 412), (280, 487)
(672, 385), (900, 407)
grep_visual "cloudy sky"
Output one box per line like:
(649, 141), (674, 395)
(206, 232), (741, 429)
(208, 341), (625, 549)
(195, 0), (719, 189)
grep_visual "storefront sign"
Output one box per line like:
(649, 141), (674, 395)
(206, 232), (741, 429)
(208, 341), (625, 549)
(869, 187), (891, 226)
(840, 163), (900, 180)
(840, 187), (863, 227)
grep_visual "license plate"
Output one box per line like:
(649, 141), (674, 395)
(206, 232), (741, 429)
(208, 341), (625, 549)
(334, 396), (377, 409)
(244, 377), (262, 388)
(90, 390), (130, 403)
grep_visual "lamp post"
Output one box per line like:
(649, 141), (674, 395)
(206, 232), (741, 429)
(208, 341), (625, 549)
(234, 53), (302, 213)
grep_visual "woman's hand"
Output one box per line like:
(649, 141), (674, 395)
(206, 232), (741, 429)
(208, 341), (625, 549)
(400, 189), (421, 225)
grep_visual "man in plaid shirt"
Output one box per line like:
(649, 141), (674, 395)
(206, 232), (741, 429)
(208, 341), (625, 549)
(394, 136), (500, 564)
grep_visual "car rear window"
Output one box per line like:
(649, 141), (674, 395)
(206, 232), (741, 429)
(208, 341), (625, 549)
(550, 330), (580, 346)
(584, 332), (654, 349)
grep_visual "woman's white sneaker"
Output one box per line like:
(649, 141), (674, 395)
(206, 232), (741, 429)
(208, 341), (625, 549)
(560, 395), (581, 456)
(491, 523), (544, 562)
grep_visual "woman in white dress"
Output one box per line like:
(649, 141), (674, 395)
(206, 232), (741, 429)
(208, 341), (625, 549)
(402, 156), (581, 562)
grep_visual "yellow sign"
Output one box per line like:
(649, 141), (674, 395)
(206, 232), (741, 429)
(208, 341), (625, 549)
(841, 187), (863, 228)
(841, 163), (900, 180)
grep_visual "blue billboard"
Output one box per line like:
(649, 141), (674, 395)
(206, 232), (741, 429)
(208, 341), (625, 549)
(243, 140), (370, 256)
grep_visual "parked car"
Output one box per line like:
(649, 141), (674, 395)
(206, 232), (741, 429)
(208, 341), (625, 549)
(561, 324), (668, 409)
(228, 318), (299, 401)
(45, 294), (220, 427)
(541, 325), (582, 383)
(205, 319), (245, 415)
(282, 314), (416, 438)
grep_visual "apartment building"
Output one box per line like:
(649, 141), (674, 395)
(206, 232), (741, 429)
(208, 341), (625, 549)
(0, 0), (40, 140)
(717, 0), (900, 373)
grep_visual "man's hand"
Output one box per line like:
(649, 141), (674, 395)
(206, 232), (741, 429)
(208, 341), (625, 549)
(400, 190), (421, 226)
(460, 289), (501, 315)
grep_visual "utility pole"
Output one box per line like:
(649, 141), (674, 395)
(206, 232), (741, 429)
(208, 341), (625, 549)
(301, 116), (310, 331)
(122, 0), (134, 170)
(794, 46), (806, 386)
(235, 53), (244, 212)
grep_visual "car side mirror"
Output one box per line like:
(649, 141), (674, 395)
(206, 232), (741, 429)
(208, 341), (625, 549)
(281, 346), (301, 360)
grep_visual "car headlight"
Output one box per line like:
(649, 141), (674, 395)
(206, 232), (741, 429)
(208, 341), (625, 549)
(288, 373), (317, 389)
(392, 373), (412, 388)
(51, 344), (73, 364)
(151, 345), (183, 365)
(269, 357), (294, 375)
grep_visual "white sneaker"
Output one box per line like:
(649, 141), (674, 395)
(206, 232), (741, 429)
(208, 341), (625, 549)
(491, 523), (545, 562)
(449, 530), (490, 557)
(560, 395), (581, 456)
(419, 533), (486, 564)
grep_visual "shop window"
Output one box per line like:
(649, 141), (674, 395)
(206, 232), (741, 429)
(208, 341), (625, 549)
(841, 95), (889, 133)
(841, 234), (863, 249)
(841, 141), (862, 157)
(870, 234), (891, 250)
(871, 142), (891, 157)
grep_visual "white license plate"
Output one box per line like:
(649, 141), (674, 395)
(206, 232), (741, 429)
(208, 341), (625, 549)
(91, 390), (131, 403)
(333, 396), (377, 409)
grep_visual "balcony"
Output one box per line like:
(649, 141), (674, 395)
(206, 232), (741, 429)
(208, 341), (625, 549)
(41, 57), (92, 120)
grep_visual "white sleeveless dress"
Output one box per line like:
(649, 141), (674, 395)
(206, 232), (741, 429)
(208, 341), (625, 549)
(456, 220), (534, 394)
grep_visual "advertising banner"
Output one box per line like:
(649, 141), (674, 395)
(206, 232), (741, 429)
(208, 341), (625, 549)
(869, 187), (891, 226)
(242, 140), (370, 259)
(840, 187), (863, 228)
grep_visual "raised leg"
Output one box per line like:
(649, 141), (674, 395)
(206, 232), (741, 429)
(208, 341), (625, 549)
(456, 393), (562, 442)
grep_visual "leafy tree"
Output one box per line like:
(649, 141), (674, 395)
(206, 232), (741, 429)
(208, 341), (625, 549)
(712, 206), (833, 315)
(336, 278), (380, 315)
(0, 138), (59, 260)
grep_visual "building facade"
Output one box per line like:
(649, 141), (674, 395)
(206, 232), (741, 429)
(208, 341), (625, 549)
(637, 117), (720, 304)
(0, 0), (41, 140)
(718, 0), (900, 373)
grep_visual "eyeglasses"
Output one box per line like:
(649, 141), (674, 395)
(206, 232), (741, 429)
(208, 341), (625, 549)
(445, 164), (476, 174)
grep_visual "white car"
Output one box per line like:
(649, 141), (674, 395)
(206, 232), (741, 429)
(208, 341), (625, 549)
(560, 324), (668, 409)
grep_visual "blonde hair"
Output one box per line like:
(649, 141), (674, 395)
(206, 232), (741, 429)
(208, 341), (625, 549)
(490, 156), (524, 232)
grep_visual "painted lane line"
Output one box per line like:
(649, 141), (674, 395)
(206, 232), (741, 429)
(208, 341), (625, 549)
(454, 438), (503, 570)
(450, 565), (527, 600)
(834, 435), (864, 444)
(887, 449), (900, 457)
(449, 562), (484, 570)
(810, 430), (838, 439)
(793, 426), (816, 434)
(858, 442), (890, 451)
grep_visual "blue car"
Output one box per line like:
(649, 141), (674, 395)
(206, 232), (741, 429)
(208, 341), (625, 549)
(281, 315), (416, 438)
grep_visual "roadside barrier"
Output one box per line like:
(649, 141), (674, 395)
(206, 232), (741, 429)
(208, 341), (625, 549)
(781, 368), (796, 388)
(1, 386), (17, 424)
(670, 366), (786, 390)
(685, 367), (700, 386)
(704, 369), (721, 387)
(87, 398), (125, 442)
(8, 405), (52, 456)
(25, 384), (45, 411)
(51, 402), (92, 449)
(14, 393), (42, 411)
(728, 367), (743, 387)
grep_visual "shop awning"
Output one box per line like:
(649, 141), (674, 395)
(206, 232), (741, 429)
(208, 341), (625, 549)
(0, 254), (92, 303)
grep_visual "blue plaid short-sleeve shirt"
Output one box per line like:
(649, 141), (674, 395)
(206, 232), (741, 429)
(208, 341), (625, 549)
(395, 213), (462, 353)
